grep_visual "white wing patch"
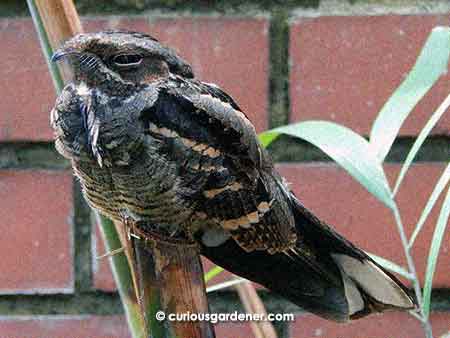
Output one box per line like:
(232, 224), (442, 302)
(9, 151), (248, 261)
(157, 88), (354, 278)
(332, 254), (414, 309)
(339, 267), (365, 315)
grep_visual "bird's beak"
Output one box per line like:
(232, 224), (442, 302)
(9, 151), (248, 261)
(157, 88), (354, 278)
(51, 48), (80, 62)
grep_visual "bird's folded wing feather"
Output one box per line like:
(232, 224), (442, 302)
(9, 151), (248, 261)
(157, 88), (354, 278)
(140, 76), (298, 253)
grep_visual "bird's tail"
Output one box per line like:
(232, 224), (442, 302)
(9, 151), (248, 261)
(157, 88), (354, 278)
(200, 195), (416, 322)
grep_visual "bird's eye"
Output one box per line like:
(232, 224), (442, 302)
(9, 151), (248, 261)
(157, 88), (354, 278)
(112, 54), (143, 67)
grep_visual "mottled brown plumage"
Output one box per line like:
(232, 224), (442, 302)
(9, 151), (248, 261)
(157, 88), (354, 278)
(51, 31), (415, 322)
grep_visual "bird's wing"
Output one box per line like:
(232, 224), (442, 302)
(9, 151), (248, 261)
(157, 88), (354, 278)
(140, 76), (297, 253)
(139, 77), (415, 320)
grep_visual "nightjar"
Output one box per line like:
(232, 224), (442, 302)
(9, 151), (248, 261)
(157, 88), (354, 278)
(50, 31), (415, 321)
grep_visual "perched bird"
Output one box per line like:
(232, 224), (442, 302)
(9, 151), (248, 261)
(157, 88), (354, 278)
(51, 31), (415, 322)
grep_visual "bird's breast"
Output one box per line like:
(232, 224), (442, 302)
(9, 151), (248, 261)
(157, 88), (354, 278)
(74, 144), (194, 232)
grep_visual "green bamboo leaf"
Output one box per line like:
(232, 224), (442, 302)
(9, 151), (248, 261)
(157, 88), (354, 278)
(393, 93), (450, 196)
(204, 265), (224, 283)
(206, 278), (247, 293)
(96, 215), (145, 338)
(367, 253), (413, 280)
(370, 27), (450, 162)
(409, 162), (450, 248)
(259, 121), (395, 209)
(422, 186), (450, 319)
(259, 131), (280, 148)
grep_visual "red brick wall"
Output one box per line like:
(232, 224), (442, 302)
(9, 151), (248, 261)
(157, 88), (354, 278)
(1, 4), (449, 338)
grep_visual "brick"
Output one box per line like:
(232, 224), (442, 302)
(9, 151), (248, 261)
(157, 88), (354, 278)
(0, 170), (73, 293)
(0, 19), (56, 141)
(0, 316), (130, 338)
(0, 17), (269, 141)
(277, 163), (450, 287)
(290, 312), (450, 338)
(290, 15), (450, 136)
(215, 322), (257, 338)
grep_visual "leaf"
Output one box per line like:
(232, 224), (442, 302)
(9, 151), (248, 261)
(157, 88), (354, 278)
(367, 253), (413, 280)
(96, 215), (145, 338)
(259, 131), (280, 148)
(370, 27), (450, 162)
(204, 265), (224, 283)
(259, 121), (395, 209)
(409, 162), (450, 248)
(422, 186), (450, 319)
(393, 93), (450, 196)
(206, 278), (247, 293)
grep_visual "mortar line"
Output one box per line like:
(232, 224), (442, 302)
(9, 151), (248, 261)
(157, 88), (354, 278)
(268, 9), (290, 129)
(291, 0), (450, 19)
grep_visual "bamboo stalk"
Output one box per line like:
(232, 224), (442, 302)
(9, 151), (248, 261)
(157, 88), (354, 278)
(391, 207), (433, 338)
(27, 0), (64, 92)
(33, 0), (82, 47)
(32, 0), (82, 82)
(97, 216), (146, 338)
(131, 231), (215, 338)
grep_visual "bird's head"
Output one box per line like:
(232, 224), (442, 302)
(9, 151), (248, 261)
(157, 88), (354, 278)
(52, 30), (193, 90)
